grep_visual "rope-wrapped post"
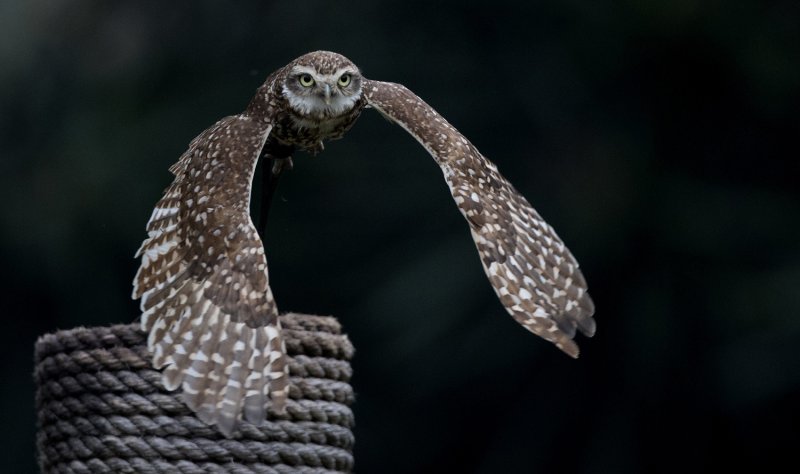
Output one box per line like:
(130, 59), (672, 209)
(34, 313), (355, 474)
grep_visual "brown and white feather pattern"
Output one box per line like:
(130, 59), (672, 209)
(133, 113), (287, 436)
(133, 51), (369, 437)
(134, 51), (595, 437)
(364, 80), (595, 357)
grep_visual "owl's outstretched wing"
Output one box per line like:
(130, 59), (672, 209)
(132, 114), (287, 436)
(364, 80), (595, 357)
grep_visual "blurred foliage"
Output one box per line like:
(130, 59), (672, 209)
(2, 1), (798, 473)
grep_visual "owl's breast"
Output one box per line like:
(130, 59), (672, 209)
(271, 98), (365, 152)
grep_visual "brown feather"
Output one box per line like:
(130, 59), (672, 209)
(364, 79), (595, 357)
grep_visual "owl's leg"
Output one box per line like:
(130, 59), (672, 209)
(259, 141), (295, 237)
(308, 141), (324, 156)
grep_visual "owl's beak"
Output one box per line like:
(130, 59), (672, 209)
(322, 83), (332, 105)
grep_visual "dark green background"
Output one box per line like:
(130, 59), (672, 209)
(3, 1), (798, 472)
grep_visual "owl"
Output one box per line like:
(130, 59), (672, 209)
(133, 51), (595, 436)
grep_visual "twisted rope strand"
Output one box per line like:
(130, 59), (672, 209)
(49, 459), (345, 474)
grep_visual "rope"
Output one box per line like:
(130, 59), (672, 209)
(35, 313), (356, 473)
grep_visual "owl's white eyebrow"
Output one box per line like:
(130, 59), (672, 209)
(290, 65), (317, 76)
(334, 67), (357, 76)
(290, 65), (357, 79)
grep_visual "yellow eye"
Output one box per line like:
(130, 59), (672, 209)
(299, 74), (315, 87)
(338, 74), (351, 87)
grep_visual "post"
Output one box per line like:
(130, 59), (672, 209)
(34, 313), (355, 473)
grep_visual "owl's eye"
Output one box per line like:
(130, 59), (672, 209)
(299, 74), (315, 87)
(338, 74), (351, 87)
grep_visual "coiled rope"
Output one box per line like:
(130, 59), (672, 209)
(35, 313), (355, 473)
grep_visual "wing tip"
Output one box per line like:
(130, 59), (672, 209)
(579, 317), (597, 338)
(216, 414), (236, 438)
(518, 310), (594, 359)
(243, 394), (266, 425)
(556, 339), (581, 359)
(576, 293), (597, 338)
(176, 319), (287, 438)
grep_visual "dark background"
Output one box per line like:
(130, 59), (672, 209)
(3, 1), (799, 472)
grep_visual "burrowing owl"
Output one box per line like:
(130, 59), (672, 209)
(133, 51), (595, 436)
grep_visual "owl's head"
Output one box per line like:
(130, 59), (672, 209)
(281, 51), (363, 119)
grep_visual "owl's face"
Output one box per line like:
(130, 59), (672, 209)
(281, 51), (363, 119)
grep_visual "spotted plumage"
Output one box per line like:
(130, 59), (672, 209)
(364, 82), (596, 355)
(133, 51), (595, 437)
